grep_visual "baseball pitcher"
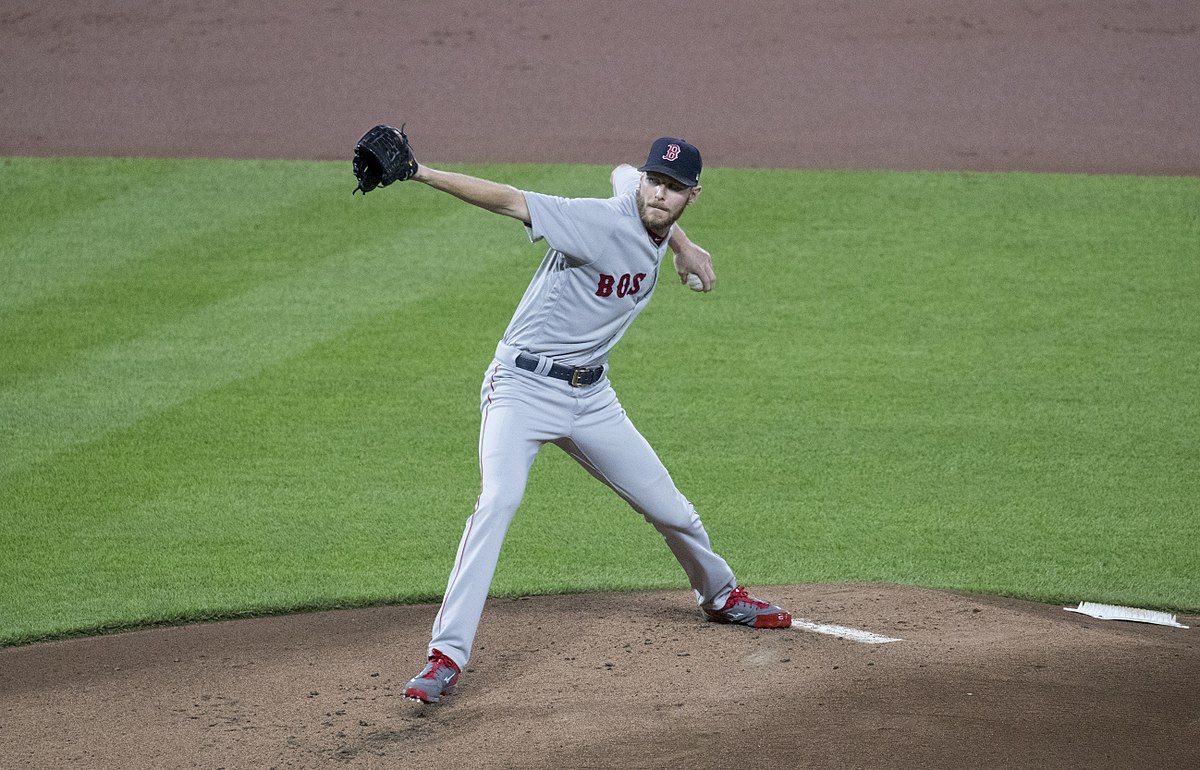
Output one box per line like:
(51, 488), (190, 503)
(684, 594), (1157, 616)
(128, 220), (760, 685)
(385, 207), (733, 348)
(352, 128), (793, 704)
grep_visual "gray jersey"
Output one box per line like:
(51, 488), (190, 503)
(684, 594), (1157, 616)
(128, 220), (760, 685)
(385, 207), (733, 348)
(500, 170), (667, 366)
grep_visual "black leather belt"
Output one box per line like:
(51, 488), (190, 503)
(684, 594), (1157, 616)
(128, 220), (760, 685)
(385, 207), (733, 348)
(514, 353), (604, 387)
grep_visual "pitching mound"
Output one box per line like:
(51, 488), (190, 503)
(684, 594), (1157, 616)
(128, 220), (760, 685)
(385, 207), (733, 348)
(2, 584), (1196, 768)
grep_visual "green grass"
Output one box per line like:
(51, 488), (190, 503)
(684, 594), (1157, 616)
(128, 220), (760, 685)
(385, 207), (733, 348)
(1, 156), (1197, 645)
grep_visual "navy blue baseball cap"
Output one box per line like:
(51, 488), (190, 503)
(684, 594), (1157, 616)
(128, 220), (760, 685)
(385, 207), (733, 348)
(638, 137), (702, 187)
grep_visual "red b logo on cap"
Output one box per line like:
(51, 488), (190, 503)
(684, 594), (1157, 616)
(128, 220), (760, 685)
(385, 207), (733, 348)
(662, 144), (681, 161)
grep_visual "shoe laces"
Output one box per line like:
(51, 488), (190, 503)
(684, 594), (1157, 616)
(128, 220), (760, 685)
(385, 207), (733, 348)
(426, 650), (460, 678)
(725, 586), (769, 610)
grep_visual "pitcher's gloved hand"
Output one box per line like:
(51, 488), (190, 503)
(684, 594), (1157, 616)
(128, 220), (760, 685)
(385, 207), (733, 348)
(352, 124), (418, 194)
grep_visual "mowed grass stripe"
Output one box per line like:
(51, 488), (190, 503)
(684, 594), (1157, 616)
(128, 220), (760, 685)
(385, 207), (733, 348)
(0, 158), (291, 312)
(0, 158), (521, 387)
(0, 160), (575, 478)
(0, 189), (344, 387)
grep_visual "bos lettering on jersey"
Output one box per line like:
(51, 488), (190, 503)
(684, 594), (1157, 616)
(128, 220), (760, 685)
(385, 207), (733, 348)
(596, 272), (647, 298)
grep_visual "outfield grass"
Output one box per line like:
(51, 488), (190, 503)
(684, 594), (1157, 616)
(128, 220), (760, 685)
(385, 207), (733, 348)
(1, 156), (1197, 645)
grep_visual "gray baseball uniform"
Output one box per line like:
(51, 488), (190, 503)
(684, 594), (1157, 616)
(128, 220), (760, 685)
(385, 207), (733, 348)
(424, 166), (738, 669)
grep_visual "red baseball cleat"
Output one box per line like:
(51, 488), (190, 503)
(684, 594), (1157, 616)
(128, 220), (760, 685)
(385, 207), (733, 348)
(404, 649), (461, 703)
(704, 586), (793, 629)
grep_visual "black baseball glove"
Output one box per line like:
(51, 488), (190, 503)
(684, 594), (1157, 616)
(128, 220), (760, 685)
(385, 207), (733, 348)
(352, 124), (418, 194)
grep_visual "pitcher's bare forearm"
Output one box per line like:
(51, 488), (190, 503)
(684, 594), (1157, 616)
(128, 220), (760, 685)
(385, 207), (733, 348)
(669, 226), (716, 291)
(413, 165), (530, 223)
(668, 225), (693, 255)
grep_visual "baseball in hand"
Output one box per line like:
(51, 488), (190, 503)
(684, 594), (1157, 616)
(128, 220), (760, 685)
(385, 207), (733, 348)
(686, 273), (704, 292)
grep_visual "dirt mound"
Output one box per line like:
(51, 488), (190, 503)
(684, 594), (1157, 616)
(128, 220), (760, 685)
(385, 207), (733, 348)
(2, 586), (1196, 769)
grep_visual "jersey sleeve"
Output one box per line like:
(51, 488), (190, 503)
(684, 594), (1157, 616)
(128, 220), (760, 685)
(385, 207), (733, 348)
(522, 191), (622, 267)
(611, 164), (640, 197)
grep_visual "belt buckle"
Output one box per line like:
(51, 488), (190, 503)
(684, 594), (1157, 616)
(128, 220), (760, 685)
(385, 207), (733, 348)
(569, 367), (585, 387)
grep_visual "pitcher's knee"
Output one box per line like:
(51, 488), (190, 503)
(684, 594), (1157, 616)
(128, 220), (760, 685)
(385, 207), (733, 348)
(637, 491), (699, 532)
(475, 487), (525, 520)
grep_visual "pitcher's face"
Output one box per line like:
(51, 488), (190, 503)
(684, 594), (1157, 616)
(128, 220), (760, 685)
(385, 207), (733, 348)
(636, 172), (700, 235)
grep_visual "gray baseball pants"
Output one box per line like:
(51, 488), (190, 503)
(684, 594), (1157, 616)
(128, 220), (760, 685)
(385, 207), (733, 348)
(425, 343), (737, 669)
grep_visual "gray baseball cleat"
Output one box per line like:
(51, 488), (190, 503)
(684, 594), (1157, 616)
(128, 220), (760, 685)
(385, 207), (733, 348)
(704, 586), (793, 629)
(403, 649), (461, 703)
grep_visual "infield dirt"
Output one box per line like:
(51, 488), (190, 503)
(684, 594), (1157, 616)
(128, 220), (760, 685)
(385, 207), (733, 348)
(2, 2), (1198, 768)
